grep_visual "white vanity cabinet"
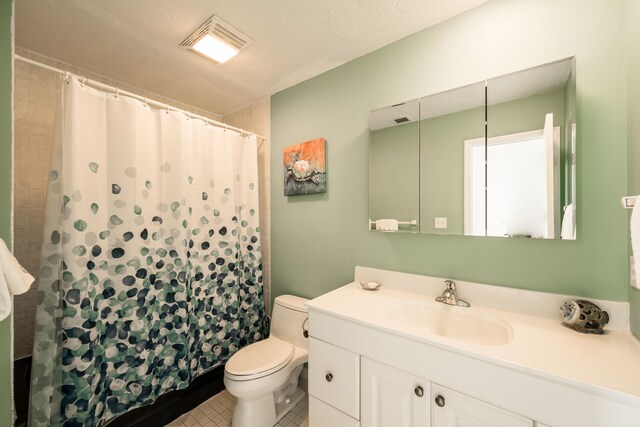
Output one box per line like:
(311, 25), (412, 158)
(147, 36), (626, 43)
(430, 384), (533, 427)
(308, 337), (361, 427)
(310, 339), (537, 427)
(309, 396), (360, 427)
(306, 305), (640, 426)
(360, 357), (534, 427)
(361, 358), (430, 426)
(306, 269), (640, 427)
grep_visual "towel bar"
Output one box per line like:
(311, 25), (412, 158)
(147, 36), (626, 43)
(368, 219), (418, 229)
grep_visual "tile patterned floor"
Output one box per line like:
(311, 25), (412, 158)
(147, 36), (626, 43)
(164, 389), (309, 427)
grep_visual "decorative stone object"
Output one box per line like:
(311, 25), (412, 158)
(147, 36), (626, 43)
(560, 300), (609, 334)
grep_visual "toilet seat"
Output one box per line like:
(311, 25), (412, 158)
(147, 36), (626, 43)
(225, 337), (295, 381)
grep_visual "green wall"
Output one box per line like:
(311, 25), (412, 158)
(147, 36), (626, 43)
(271, 0), (628, 302)
(0, 0), (12, 424)
(627, 0), (640, 337)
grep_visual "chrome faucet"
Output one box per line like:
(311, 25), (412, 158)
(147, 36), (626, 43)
(435, 280), (470, 307)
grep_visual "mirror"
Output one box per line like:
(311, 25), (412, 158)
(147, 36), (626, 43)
(481, 58), (576, 239)
(369, 99), (420, 232)
(369, 57), (577, 239)
(419, 82), (486, 235)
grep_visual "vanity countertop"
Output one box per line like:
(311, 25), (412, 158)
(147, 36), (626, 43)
(306, 269), (640, 406)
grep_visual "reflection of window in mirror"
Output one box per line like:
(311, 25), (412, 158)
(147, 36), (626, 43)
(482, 57), (576, 240)
(465, 113), (560, 238)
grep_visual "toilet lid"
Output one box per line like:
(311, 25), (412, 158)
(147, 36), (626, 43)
(225, 337), (295, 377)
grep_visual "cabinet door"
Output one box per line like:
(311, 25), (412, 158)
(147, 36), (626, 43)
(361, 358), (429, 427)
(310, 396), (360, 427)
(431, 384), (533, 427)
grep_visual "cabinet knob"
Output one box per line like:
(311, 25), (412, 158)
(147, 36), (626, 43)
(435, 395), (446, 407)
(325, 373), (333, 382)
(414, 386), (424, 397)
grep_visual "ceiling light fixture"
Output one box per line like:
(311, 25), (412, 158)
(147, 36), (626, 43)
(181, 16), (252, 64)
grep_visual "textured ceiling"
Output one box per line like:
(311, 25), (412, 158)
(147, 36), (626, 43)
(15, 0), (491, 115)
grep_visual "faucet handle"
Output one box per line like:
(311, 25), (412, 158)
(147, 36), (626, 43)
(444, 280), (456, 290)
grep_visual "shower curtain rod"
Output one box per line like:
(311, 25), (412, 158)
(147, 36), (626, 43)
(14, 54), (266, 141)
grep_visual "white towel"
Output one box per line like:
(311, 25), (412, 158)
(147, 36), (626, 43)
(0, 263), (11, 322)
(376, 219), (398, 232)
(0, 238), (35, 295)
(561, 203), (576, 240)
(631, 201), (640, 289)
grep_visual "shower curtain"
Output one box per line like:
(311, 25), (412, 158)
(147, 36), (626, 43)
(29, 77), (264, 427)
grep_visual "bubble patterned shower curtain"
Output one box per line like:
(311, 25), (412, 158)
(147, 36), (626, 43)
(29, 77), (264, 427)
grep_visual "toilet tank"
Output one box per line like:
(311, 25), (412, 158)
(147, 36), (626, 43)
(271, 295), (309, 350)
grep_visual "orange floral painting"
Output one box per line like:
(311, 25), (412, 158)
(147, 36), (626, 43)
(283, 138), (326, 196)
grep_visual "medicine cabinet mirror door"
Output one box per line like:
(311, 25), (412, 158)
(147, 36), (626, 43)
(369, 99), (420, 233)
(483, 58), (576, 239)
(419, 82), (486, 235)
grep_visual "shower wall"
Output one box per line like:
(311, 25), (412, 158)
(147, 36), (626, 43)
(13, 50), (53, 359)
(12, 48), (226, 359)
(223, 98), (271, 313)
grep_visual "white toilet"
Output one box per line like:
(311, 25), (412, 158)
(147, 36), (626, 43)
(224, 295), (309, 427)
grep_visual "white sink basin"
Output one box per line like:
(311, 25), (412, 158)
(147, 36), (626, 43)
(385, 300), (513, 346)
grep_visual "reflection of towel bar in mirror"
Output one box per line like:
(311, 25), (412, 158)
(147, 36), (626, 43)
(368, 219), (417, 230)
(622, 196), (638, 209)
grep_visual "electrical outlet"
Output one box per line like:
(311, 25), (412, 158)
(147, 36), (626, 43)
(434, 217), (447, 229)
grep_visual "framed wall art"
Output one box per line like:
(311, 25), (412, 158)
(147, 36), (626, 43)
(283, 138), (326, 196)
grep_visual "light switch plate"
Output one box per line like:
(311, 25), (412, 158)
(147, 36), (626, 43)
(434, 217), (447, 229)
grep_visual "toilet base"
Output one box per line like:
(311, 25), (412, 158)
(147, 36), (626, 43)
(230, 387), (306, 427)
(231, 392), (275, 427)
(274, 387), (306, 423)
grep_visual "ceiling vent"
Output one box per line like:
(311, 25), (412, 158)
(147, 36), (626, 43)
(394, 116), (412, 124)
(181, 16), (253, 64)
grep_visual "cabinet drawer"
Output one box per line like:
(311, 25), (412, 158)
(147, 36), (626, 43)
(309, 337), (360, 419)
(310, 396), (360, 427)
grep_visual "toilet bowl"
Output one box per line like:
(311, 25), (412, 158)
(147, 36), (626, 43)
(224, 295), (309, 427)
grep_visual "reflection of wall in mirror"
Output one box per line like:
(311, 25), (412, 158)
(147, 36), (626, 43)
(421, 106), (484, 234)
(370, 123), (419, 226)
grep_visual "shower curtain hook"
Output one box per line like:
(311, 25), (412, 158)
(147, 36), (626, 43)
(165, 104), (170, 114)
(114, 88), (120, 99)
(143, 97), (148, 107)
(64, 71), (70, 84)
(80, 76), (86, 87)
